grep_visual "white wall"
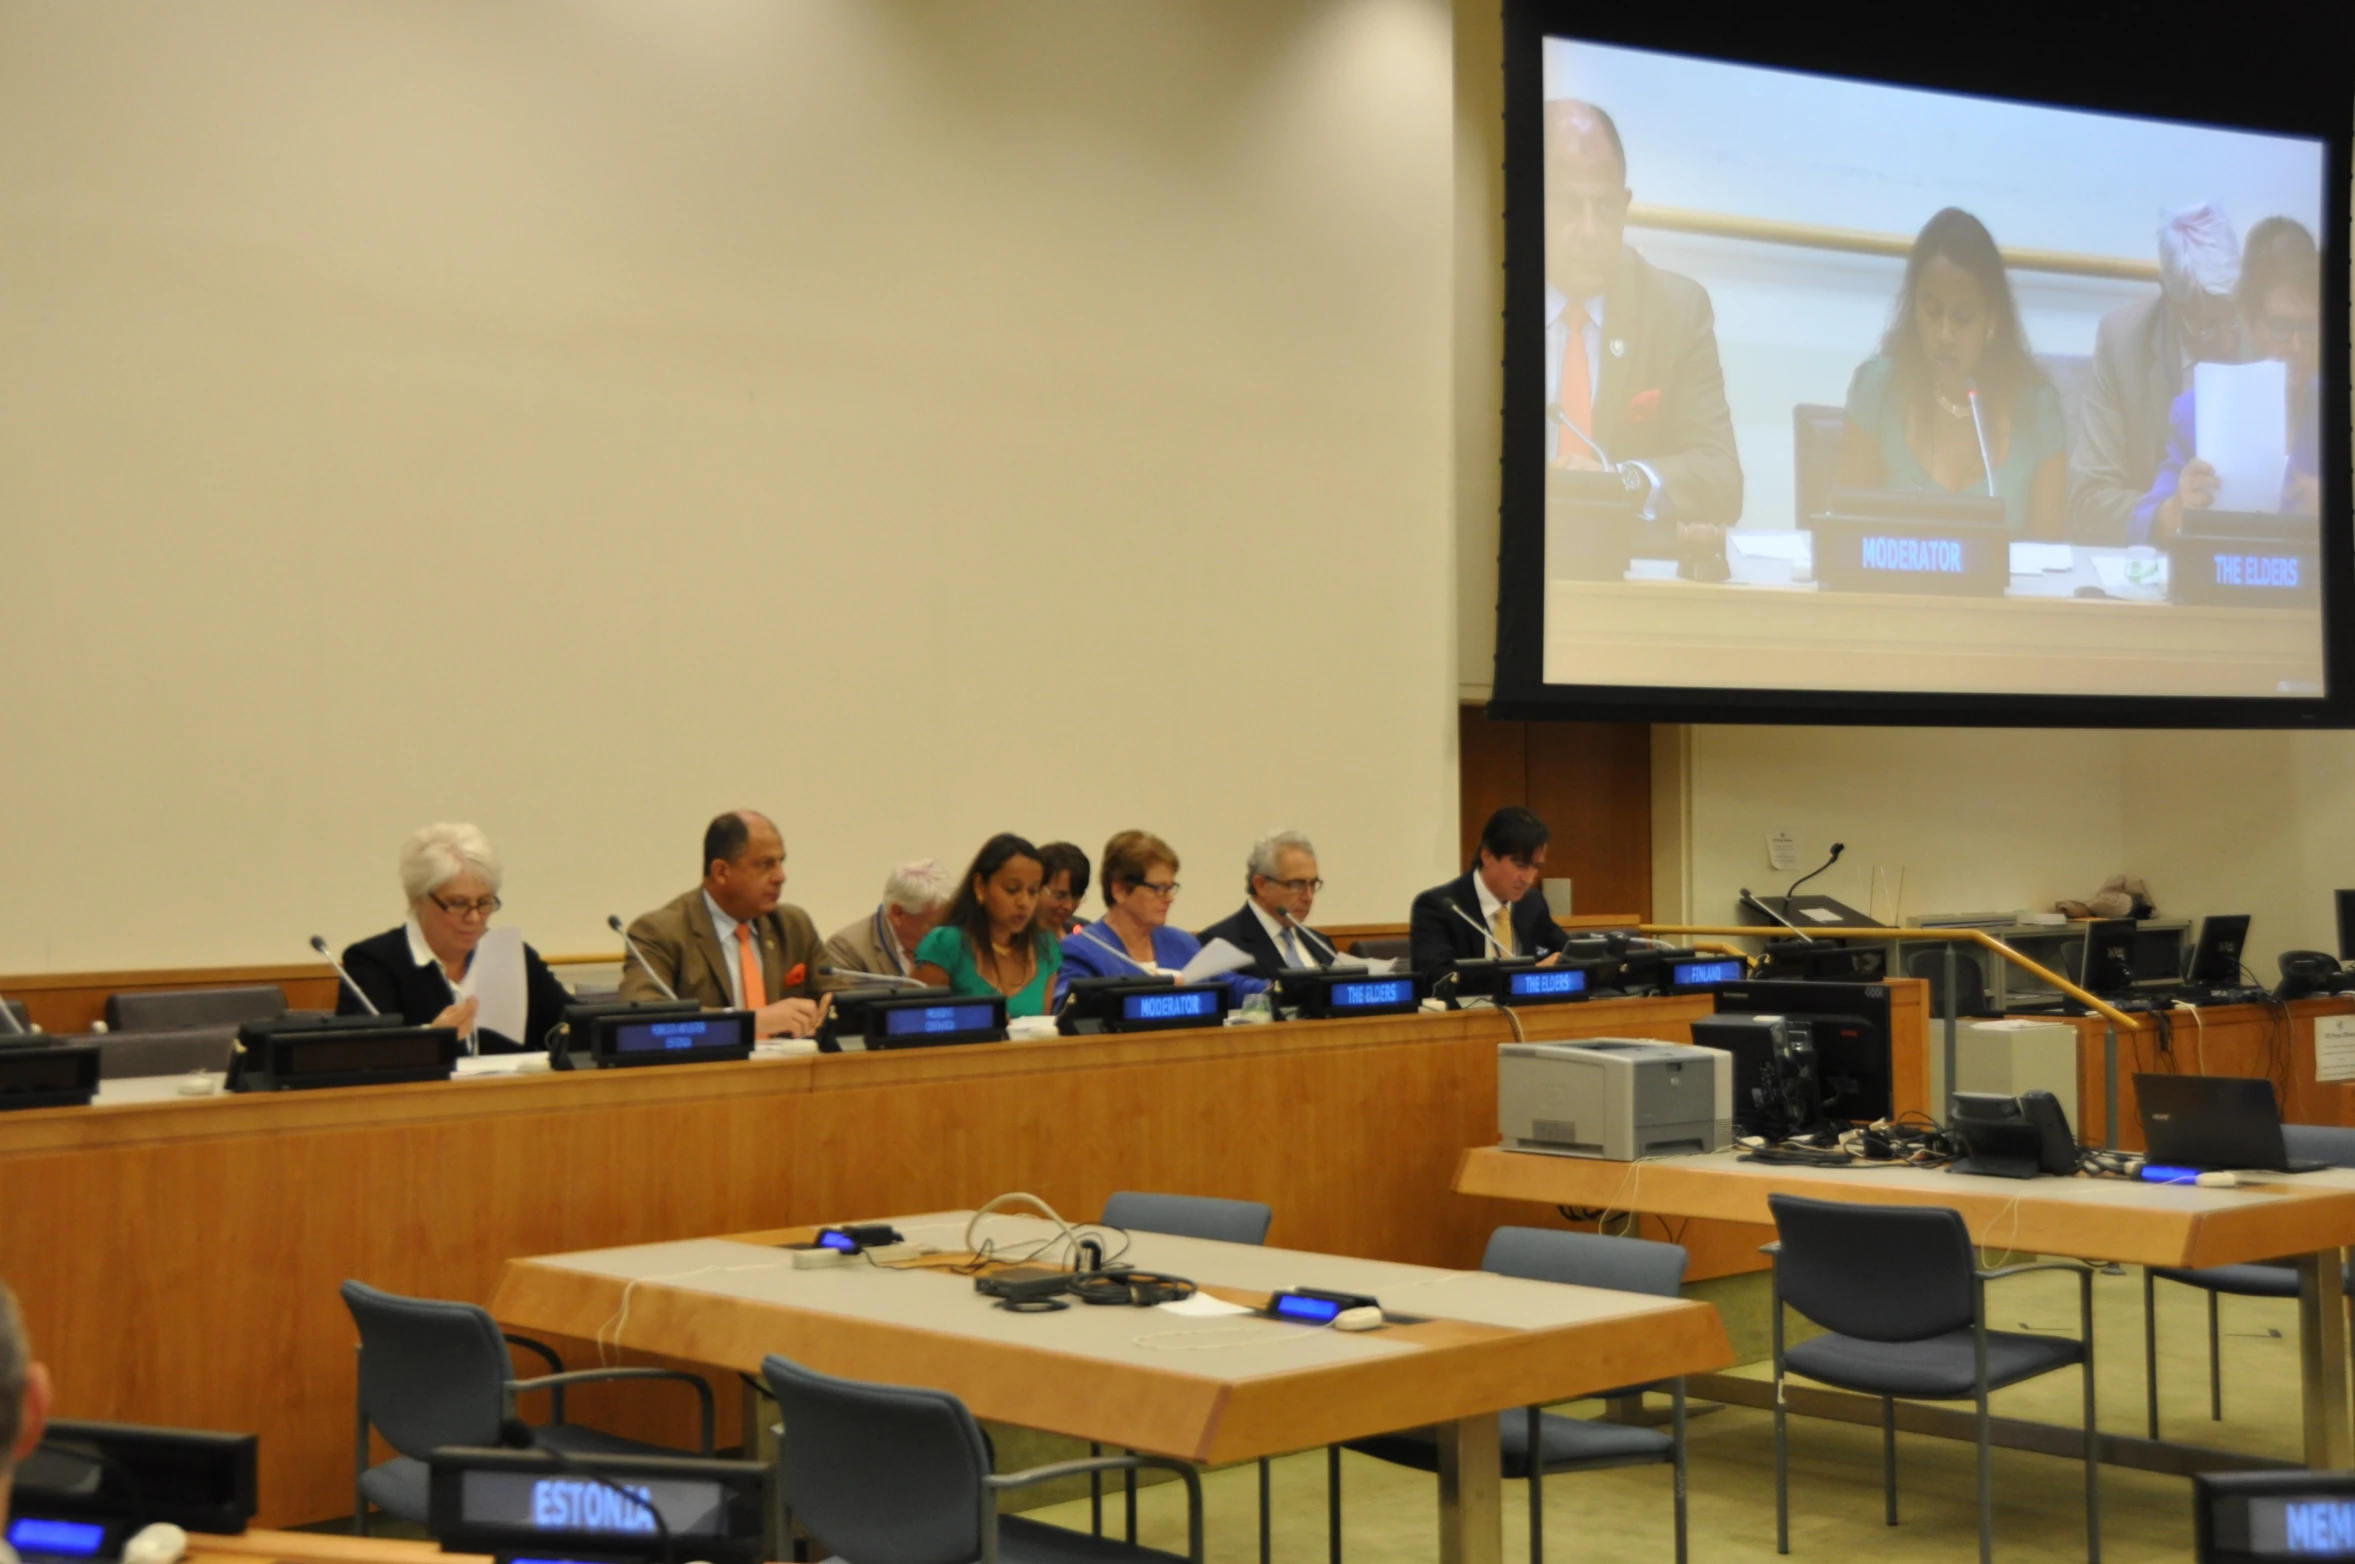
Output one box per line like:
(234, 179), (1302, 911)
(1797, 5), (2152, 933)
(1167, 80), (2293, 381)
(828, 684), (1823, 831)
(0, 0), (1464, 971)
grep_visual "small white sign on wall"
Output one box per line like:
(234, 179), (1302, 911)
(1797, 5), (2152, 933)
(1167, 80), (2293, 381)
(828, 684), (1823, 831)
(1767, 830), (1799, 872)
(2315, 1015), (2355, 1083)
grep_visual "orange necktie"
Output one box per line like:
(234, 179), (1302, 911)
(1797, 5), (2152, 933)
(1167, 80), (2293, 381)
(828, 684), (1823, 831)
(1556, 303), (1593, 462)
(735, 922), (764, 1010)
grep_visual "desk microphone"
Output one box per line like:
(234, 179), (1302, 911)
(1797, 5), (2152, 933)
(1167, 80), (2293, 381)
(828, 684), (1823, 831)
(821, 966), (928, 990)
(1547, 402), (1614, 469)
(497, 1417), (676, 1564)
(1784, 842), (1845, 903)
(1964, 382), (1997, 500)
(1737, 889), (1817, 944)
(1445, 902), (1511, 958)
(309, 935), (382, 1015)
(607, 915), (680, 1001)
(0, 994), (24, 1036)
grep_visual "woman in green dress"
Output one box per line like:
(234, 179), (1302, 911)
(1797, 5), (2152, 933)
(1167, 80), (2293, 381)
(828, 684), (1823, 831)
(1838, 206), (2066, 538)
(911, 833), (1063, 1018)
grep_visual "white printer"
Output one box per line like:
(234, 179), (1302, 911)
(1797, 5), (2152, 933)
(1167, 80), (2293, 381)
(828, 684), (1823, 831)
(1499, 1038), (1732, 1160)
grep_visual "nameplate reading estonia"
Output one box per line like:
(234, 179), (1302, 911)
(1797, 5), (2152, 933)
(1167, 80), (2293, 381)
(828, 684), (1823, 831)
(1858, 536), (1966, 574)
(533, 1477), (658, 1532)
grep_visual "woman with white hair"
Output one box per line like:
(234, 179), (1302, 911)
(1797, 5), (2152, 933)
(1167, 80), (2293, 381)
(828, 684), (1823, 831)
(336, 823), (573, 1053)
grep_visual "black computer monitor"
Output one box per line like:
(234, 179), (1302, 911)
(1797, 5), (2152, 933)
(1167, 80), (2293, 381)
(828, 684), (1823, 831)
(1710, 979), (1892, 1122)
(2189, 916), (2253, 986)
(2336, 890), (2355, 962)
(2081, 918), (2138, 996)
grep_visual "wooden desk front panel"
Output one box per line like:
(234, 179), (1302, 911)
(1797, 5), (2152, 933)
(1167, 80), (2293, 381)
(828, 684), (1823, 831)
(2065, 997), (2355, 1150)
(1, 983), (1929, 1525)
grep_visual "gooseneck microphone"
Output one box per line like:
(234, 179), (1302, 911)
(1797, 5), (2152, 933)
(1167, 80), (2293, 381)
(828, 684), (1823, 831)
(309, 935), (382, 1015)
(607, 915), (680, 1001)
(497, 1417), (676, 1564)
(1964, 382), (1997, 500)
(1445, 902), (1510, 957)
(1784, 842), (1845, 903)
(820, 966), (928, 990)
(0, 995), (25, 1035)
(1279, 913), (1348, 966)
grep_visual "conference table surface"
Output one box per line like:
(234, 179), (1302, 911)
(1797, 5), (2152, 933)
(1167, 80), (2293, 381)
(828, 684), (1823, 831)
(490, 1211), (1735, 1564)
(1455, 1145), (2355, 1469)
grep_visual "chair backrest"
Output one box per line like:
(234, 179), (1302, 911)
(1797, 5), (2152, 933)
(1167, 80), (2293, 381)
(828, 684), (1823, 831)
(97, 1026), (240, 1079)
(762, 1353), (989, 1564)
(2, 1001), (27, 1033)
(106, 985), (286, 1033)
(1768, 1193), (1976, 1342)
(1791, 403), (1846, 524)
(2284, 1123), (2355, 1167)
(1903, 947), (1989, 1016)
(1350, 937), (1413, 962)
(1101, 1191), (1272, 1246)
(340, 1280), (511, 1460)
(1481, 1226), (1687, 1297)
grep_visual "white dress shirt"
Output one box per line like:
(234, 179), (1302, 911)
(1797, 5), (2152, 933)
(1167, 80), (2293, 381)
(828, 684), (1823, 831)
(1543, 281), (1664, 518)
(1247, 898), (1313, 968)
(406, 917), (477, 1007)
(704, 891), (755, 1008)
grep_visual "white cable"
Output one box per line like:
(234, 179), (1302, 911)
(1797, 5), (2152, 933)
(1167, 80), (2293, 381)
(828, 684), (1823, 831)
(1132, 1320), (1339, 1352)
(596, 1261), (792, 1365)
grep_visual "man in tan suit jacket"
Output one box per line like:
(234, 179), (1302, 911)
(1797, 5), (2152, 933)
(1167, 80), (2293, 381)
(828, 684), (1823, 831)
(823, 859), (951, 982)
(620, 810), (841, 1038)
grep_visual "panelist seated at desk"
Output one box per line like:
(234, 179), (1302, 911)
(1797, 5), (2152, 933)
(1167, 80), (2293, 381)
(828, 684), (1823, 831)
(910, 834), (1063, 1018)
(1060, 830), (1269, 999)
(1037, 841), (1091, 941)
(620, 810), (840, 1039)
(1195, 829), (1336, 980)
(1410, 807), (1571, 971)
(1837, 207), (2066, 540)
(338, 822), (572, 1054)
(823, 858), (951, 982)
(2135, 217), (2322, 546)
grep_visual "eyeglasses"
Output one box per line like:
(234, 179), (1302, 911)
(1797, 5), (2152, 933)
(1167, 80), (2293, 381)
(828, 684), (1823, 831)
(430, 894), (502, 918)
(1263, 877), (1325, 895)
(1129, 881), (1181, 900)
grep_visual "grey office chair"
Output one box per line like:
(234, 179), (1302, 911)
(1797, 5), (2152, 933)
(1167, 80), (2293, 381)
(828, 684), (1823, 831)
(1768, 1194), (2097, 1564)
(1791, 403), (1847, 526)
(1095, 1193), (1274, 1561)
(2, 1000), (29, 1033)
(104, 985), (286, 1032)
(1342, 1228), (1690, 1564)
(2142, 1122), (2355, 1436)
(761, 1353), (1202, 1564)
(94, 1026), (240, 1078)
(341, 1280), (715, 1533)
(1902, 946), (1991, 1018)
(1349, 938), (1413, 963)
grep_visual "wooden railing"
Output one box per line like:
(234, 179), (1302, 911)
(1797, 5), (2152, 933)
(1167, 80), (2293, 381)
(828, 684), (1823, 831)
(1628, 203), (2161, 284)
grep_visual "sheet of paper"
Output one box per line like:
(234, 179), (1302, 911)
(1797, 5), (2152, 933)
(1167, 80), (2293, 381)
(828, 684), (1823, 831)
(1797, 906), (1844, 924)
(1729, 528), (1813, 564)
(1157, 1292), (1254, 1317)
(2195, 358), (2289, 513)
(1177, 937), (1255, 986)
(2316, 1015), (2355, 1083)
(2009, 541), (2073, 574)
(468, 925), (528, 1049)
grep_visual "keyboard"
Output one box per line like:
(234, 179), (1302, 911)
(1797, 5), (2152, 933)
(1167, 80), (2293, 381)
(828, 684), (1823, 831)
(2174, 985), (2274, 1007)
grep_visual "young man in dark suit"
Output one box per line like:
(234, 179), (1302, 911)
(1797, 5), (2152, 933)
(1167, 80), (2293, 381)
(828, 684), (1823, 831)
(1196, 830), (1337, 981)
(1408, 807), (1570, 972)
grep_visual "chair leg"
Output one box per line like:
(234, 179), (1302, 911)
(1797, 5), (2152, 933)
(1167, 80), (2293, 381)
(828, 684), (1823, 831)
(1671, 1378), (1689, 1564)
(1090, 1442), (1103, 1537)
(1975, 1329), (1994, 1564)
(2084, 1344), (2104, 1562)
(1259, 1458), (1271, 1564)
(1774, 1295), (1790, 1556)
(1126, 1452), (1138, 1546)
(1527, 1406), (1543, 1564)
(2209, 1289), (2224, 1421)
(2143, 1269), (2160, 1440)
(1328, 1444), (1342, 1564)
(353, 1346), (370, 1538)
(1882, 1395), (1898, 1526)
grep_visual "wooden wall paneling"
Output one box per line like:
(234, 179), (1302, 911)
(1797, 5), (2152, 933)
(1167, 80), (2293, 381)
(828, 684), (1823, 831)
(1456, 705), (1528, 869)
(2072, 998), (2351, 1150)
(1521, 721), (1653, 922)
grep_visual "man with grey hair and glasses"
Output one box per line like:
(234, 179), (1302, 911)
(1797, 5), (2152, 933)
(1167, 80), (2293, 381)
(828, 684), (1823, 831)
(0, 1281), (55, 1548)
(2069, 203), (2247, 542)
(1196, 831), (1336, 982)
(823, 859), (953, 982)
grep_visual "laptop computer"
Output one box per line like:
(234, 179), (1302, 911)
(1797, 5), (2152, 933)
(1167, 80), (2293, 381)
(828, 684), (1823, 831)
(2136, 1073), (2329, 1173)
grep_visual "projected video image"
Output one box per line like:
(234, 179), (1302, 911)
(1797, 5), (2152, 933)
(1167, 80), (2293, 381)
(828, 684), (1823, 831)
(1535, 39), (2329, 699)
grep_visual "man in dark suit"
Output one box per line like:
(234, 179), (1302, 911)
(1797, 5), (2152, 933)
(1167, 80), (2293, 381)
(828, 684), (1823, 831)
(1543, 100), (1741, 556)
(1196, 830), (1337, 982)
(2069, 204), (2245, 543)
(1410, 807), (1571, 972)
(620, 810), (840, 1038)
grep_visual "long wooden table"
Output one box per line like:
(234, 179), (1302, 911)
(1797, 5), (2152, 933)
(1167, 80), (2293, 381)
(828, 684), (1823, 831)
(489, 1213), (1733, 1564)
(1455, 1145), (2355, 1469)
